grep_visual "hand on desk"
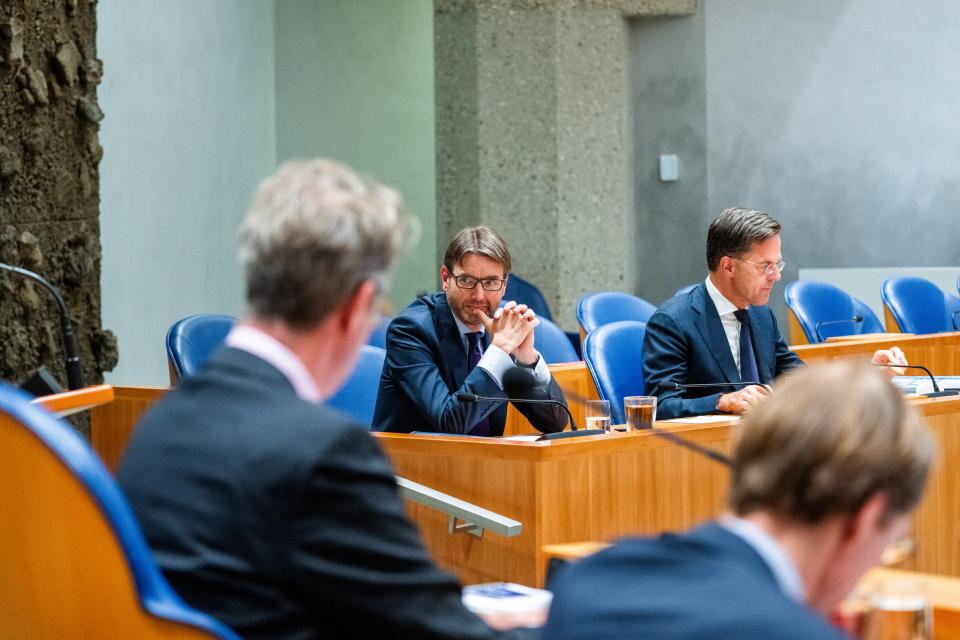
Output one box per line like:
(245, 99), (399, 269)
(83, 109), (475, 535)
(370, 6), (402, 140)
(717, 384), (771, 414)
(482, 301), (541, 366)
(871, 346), (907, 376)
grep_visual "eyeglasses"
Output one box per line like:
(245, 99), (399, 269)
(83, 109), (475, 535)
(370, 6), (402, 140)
(449, 273), (507, 291)
(736, 258), (785, 276)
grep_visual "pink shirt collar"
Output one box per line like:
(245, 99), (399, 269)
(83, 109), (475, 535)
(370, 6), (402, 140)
(224, 324), (324, 404)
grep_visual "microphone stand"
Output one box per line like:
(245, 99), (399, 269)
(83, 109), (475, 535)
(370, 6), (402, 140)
(0, 262), (85, 390)
(874, 363), (959, 398)
(456, 392), (606, 439)
(814, 315), (864, 343)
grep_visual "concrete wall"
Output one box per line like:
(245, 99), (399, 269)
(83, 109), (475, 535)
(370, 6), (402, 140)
(630, 11), (708, 306)
(98, 0), (276, 385)
(704, 0), (960, 322)
(274, 0), (436, 313)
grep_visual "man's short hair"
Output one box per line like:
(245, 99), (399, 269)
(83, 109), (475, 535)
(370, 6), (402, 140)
(706, 207), (781, 271)
(239, 159), (409, 328)
(443, 226), (512, 274)
(729, 360), (935, 525)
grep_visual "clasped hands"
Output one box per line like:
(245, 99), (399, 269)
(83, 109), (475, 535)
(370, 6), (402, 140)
(479, 301), (540, 365)
(719, 347), (908, 415)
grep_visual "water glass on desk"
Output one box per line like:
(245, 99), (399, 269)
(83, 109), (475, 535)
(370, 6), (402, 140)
(623, 396), (656, 431)
(863, 579), (931, 640)
(584, 400), (611, 432)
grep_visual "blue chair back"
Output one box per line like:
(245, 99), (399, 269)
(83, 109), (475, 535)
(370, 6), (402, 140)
(166, 314), (237, 383)
(504, 273), (553, 320)
(327, 345), (386, 427)
(577, 292), (657, 336)
(534, 316), (579, 364)
(0, 385), (239, 638)
(368, 316), (392, 349)
(784, 281), (884, 343)
(582, 321), (647, 425)
(881, 276), (955, 334)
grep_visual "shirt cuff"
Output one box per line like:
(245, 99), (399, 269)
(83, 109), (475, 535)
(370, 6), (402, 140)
(477, 344), (515, 389)
(532, 352), (551, 386)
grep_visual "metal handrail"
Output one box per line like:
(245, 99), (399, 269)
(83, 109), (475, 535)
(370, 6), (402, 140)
(395, 476), (522, 538)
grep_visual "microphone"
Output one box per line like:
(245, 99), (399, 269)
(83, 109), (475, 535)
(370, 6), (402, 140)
(0, 262), (85, 390)
(668, 381), (772, 393)
(455, 391), (595, 438)
(873, 363), (959, 398)
(814, 315), (863, 342)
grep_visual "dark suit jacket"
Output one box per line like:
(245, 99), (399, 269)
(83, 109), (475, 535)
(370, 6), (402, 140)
(543, 522), (845, 640)
(117, 347), (516, 640)
(373, 292), (567, 435)
(643, 283), (803, 419)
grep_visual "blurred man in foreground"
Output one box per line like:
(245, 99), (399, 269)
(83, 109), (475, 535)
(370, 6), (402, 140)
(119, 160), (530, 639)
(544, 360), (935, 640)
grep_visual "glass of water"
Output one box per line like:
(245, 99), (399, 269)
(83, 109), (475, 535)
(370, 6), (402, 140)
(863, 578), (931, 640)
(584, 400), (612, 432)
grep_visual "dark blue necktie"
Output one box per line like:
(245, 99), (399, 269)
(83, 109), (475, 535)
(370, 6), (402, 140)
(466, 332), (490, 436)
(733, 308), (760, 384)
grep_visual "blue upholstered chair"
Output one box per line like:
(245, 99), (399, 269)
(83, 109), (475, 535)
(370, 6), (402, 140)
(534, 316), (580, 364)
(576, 292), (657, 339)
(784, 281), (885, 344)
(327, 345), (386, 427)
(504, 273), (553, 321)
(0, 384), (240, 639)
(881, 276), (959, 334)
(166, 314), (237, 383)
(582, 320), (647, 425)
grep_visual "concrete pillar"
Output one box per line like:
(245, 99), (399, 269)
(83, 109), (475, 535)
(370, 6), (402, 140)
(435, 0), (697, 328)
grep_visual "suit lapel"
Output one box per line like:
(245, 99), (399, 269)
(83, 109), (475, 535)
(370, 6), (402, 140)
(692, 284), (740, 384)
(434, 293), (470, 387)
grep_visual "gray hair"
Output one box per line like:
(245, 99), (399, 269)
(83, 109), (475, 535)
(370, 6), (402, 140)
(706, 207), (781, 271)
(239, 159), (409, 328)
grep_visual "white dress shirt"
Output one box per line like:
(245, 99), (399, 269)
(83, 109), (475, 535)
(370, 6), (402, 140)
(705, 276), (747, 376)
(720, 514), (805, 603)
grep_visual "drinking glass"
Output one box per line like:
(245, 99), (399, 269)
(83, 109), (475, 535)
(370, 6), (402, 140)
(863, 578), (931, 640)
(584, 400), (612, 432)
(623, 396), (657, 431)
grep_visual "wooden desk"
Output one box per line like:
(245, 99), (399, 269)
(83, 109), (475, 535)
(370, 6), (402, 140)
(378, 394), (960, 588)
(375, 420), (736, 587)
(504, 362), (600, 435)
(33, 385), (115, 418)
(792, 331), (960, 374)
(90, 386), (166, 472)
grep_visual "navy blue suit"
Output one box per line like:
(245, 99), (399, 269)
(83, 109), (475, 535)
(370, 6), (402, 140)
(543, 522), (845, 640)
(643, 283), (803, 419)
(373, 292), (567, 435)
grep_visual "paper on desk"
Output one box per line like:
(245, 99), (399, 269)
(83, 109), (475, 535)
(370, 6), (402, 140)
(660, 415), (740, 424)
(501, 435), (542, 441)
(892, 376), (960, 396)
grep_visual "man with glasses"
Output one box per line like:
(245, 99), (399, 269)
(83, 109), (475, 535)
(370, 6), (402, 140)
(643, 207), (906, 419)
(373, 226), (567, 435)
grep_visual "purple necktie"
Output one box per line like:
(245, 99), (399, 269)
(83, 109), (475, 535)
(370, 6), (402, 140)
(466, 332), (491, 436)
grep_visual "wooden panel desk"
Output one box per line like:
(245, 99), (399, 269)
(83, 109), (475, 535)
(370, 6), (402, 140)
(504, 362), (600, 435)
(378, 394), (960, 588)
(375, 421), (736, 587)
(792, 331), (960, 373)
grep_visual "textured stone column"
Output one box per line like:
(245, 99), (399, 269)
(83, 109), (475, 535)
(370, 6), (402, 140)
(435, 0), (696, 328)
(0, 1), (115, 426)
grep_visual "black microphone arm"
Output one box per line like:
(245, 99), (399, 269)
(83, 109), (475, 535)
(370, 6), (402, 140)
(0, 262), (85, 390)
(669, 381), (772, 393)
(456, 391), (580, 431)
(814, 315), (864, 342)
(873, 363), (959, 398)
